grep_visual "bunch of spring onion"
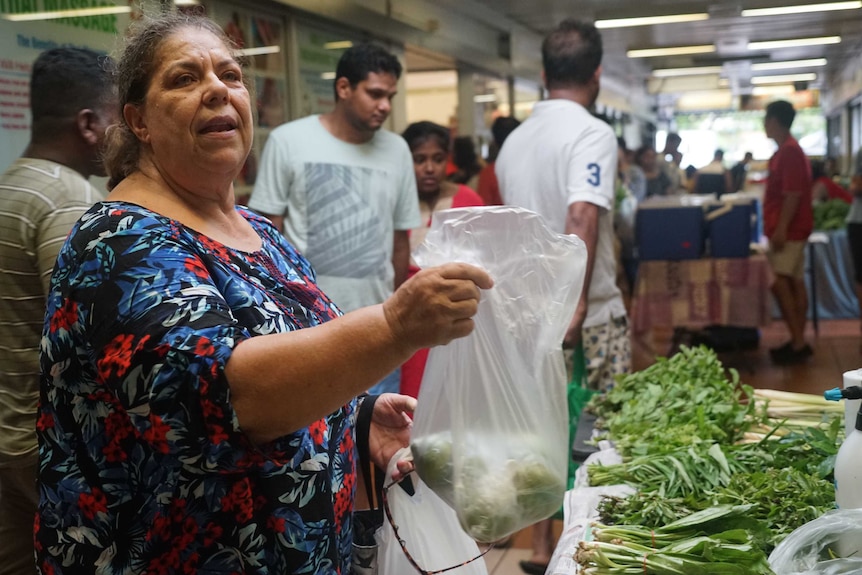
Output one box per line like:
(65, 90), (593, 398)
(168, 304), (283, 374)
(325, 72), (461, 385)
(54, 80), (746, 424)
(745, 388), (844, 442)
(576, 505), (774, 574)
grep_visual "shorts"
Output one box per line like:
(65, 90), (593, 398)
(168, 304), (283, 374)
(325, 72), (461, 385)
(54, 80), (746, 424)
(582, 316), (631, 392)
(767, 240), (806, 279)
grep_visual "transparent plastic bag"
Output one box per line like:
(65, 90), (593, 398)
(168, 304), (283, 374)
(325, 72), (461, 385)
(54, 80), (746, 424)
(410, 206), (587, 543)
(768, 509), (862, 575)
(376, 447), (488, 575)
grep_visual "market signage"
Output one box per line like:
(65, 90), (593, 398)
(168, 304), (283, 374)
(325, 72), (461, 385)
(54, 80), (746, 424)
(0, 0), (129, 173)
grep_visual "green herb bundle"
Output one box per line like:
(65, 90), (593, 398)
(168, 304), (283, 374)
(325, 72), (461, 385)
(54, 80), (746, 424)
(577, 505), (773, 574)
(589, 347), (761, 456)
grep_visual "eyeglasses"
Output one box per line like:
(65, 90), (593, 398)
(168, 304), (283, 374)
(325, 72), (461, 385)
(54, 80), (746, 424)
(381, 472), (495, 575)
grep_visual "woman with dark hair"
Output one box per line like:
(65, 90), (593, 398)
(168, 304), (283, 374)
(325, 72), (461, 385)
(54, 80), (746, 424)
(811, 159), (852, 203)
(399, 121), (484, 398)
(35, 12), (491, 574)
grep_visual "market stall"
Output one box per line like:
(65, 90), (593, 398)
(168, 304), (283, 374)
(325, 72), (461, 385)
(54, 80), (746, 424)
(548, 347), (848, 575)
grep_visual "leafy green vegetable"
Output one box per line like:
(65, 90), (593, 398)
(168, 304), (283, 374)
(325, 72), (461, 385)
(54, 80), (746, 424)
(588, 347), (761, 456)
(813, 199), (850, 231)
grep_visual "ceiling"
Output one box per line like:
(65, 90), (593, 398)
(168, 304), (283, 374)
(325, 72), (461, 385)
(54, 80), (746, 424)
(470, 0), (862, 97)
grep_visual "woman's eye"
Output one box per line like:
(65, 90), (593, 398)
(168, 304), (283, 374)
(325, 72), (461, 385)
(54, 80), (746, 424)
(223, 71), (240, 82)
(174, 74), (194, 87)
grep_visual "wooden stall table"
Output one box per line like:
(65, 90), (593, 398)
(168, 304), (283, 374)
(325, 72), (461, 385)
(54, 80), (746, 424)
(631, 255), (773, 356)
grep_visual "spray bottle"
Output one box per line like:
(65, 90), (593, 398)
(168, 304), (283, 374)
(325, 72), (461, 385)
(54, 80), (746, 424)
(825, 385), (862, 509)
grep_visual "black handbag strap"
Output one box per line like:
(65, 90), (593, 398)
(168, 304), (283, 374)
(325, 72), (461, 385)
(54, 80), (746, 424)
(356, 394), (384, 510)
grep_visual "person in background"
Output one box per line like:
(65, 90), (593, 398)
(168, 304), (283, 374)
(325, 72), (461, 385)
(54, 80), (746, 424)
(0, 47), (116, 575)
(635, 145), (672, 198)
(496, 19), (630, 575)
(811, 159), (852, 204)
(659, 132), (685, 192)
(618, 137), (646, 202)
(762, 100), (814, 364)
(615, 137), (641, 298)
(35, 13), (491, 574)
(847, 150), (862, 346)
(730, 151), (754, 193)
(449, 135), (483, 191)
(398, 121), (485, 399)
(692, 149), (733, 196)
(825, 156), (840, 180)
(249, 42), (420, 395)
(476, 116), (521, 205)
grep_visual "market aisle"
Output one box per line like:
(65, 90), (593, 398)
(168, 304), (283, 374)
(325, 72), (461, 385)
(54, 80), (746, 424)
(633, 319), (862, 393)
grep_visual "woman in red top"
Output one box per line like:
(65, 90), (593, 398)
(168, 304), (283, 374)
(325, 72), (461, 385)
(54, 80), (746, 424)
(812, 159), (853, 204)
(400, 121), (485, 398)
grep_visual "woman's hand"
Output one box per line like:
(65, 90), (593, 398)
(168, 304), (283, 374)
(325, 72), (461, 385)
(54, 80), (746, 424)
(382, 262), (493, 352)
(368, 393), (417, 481)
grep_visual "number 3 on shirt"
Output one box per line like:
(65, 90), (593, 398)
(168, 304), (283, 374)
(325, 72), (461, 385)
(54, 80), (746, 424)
(587, 163), (601, 186)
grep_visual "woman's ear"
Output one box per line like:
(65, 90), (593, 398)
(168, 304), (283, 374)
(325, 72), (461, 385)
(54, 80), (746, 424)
(123, 103), (149, 144)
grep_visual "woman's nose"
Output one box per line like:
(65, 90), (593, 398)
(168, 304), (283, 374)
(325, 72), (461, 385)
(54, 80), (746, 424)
(204, 73), (229, 104)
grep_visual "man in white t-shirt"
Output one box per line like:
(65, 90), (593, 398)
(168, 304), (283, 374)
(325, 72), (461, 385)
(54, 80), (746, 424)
(250, 43), (420, 394)
(495, 20), (630, 574)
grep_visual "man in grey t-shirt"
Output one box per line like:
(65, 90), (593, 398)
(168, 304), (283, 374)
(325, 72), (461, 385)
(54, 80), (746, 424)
(249, 44), (420, 394)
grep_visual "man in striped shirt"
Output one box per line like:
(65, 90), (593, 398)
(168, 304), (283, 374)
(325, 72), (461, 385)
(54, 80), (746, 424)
(0, 48), (115, 575)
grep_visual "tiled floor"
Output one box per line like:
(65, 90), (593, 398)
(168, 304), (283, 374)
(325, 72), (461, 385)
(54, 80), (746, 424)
(482, 318), (862, 575)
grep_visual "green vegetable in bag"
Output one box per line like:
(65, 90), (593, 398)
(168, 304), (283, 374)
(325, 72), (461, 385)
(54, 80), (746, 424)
(412, 432), (454, 495)
(512, 459), (565, 522)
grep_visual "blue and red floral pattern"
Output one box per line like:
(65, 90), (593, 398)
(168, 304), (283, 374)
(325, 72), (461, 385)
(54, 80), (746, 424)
(37, 202), (356, 574)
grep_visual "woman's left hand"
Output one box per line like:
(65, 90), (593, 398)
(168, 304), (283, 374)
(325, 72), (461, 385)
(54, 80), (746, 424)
(369, 393), (417, 481)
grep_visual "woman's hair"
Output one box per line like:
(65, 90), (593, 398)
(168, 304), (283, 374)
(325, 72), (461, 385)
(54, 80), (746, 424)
(401, 121), (450, 152)
(811, 159), (826, 181)
(103, 11), (241, 190)
(451, 136), (481, 180)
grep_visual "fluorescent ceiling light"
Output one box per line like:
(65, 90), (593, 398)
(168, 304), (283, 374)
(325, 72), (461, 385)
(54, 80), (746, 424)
(752, 85), (797, 96)
(2, 5), (131, 20)
(174, 0), (201, 5)
(320, 72), (336, 80)
(748, 36), (841, 50)
(742, 1), (861, 17)
(236, 46), (281, 57)
(323, 41), (353, 50)
(596, 13), (708, 29)
(652, 66), (723, 77)
(751, 58), (827, 71)
(751, 73), (817, 84)
(627, 45), (715, 58)
(473, 94), (497, 103)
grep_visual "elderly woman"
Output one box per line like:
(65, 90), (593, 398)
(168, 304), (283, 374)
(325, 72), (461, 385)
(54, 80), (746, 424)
(35, 12), (491, 575)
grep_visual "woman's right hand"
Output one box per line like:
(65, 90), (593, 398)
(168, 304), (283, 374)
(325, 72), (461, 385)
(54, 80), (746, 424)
(383, 263), (493, 350)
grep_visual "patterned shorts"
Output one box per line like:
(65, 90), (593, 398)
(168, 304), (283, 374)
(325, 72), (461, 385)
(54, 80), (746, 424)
(582, 316), (631, 392)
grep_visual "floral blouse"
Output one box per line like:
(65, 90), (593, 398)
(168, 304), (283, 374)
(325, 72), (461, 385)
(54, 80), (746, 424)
(36, 202), (356, 575)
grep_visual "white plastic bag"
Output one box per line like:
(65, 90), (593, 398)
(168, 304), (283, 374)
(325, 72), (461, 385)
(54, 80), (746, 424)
(410, 206), (587, 543)
(376, 447), (488, 575)
(768, 508), (862, 575)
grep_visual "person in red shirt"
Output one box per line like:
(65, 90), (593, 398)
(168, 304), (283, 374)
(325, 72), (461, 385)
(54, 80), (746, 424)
(811, 159), (853, 204)
(763, 100), (814, 363)
(476, 116), (521, 205)
(399, 121), (485, 398)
